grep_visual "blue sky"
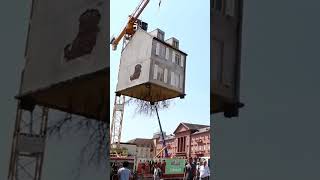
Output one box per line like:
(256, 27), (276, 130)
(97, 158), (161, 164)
(110, 0), (210, 142)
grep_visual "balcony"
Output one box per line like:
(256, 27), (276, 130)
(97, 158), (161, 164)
(195, 139), (203, 143)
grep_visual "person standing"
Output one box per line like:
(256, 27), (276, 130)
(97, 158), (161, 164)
(199, 161), (210, 180)
(184, 157), (196, 180)
(118, 161), (133, 180)
(161, 160), (166, 175)
(153, 164), (162, 180)
(195, 162), (201, 180)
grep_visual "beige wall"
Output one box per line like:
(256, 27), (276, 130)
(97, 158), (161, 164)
(136, 145), (153, 158)
(120, 144), (137, 156)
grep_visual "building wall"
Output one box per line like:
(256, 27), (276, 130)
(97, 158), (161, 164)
(190, 132), (211, 158)
(136, 145), (153, 158)
(119, 144), (137, 157)
(150, 39), (186, 94)
(22, 0), (109, 95)
(211, 0), (242, 103)
(116, 29), (153, 92)
(155, 129), (210, 159)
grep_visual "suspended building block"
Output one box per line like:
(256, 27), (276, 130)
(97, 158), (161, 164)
(116, 28), (187, 103)
(211, 0), (244, 117)
(17, 0), (109, 121)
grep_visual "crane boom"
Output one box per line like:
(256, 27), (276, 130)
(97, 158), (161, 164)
(110, 0), (150, 50)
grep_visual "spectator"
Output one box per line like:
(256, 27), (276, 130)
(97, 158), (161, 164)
(117, 161), (133, 180)
(150, 160), (154, 174)
(149, 160), (153, 174)
(161, 160), (166, 175)
(199, 161), (210, 180)
(137, 160), (142, 174)
(153, 164), (162, 180)
(184, 157), (196, 180)
(145, 160), (150, 175)
(196, 162), (201, 180)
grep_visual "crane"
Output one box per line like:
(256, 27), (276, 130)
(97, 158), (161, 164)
(110, 0), (150, 51)
(110, 0), (169, 158)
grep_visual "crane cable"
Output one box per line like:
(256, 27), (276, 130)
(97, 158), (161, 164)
(154, 104), (169, 158)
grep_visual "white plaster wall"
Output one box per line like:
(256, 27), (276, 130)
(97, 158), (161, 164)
(116, 29), (153, 92)
(149, 40), (186, 94)
(211, 0), (242, 101)
(21, 0), (109, 95)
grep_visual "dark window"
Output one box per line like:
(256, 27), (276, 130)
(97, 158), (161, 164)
(212, 40), (224, 83)
(215, 0), (222, 12)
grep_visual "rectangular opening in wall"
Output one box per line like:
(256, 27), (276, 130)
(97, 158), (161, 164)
(165, 47), (169, 60)
(212, 39), (224, 84)
(172, 50), (175, 63)
(161, 45), (166, 58)
(175, 73), (180, 88)
(157, 66), (164, 82)
(155, 42), (160, 56)
(164, 68), (168, 83)
(215, 0), (222, 12)
(153, 64), (158, 80)
(179, 74), (183, 89)
(171, 71), (175, 86)
(225, 0), (235, 16)
(173, 40), (179, 49)
(181, 55), (184, 67)
(175, 53), (181, 66)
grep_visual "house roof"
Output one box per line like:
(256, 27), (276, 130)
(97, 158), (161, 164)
(127, 138), (154, 145)
(173, 122), (209, 134)
(153, 37), (188, 56)
(119, 142), (136, 145)
(192, 127), (210, 135)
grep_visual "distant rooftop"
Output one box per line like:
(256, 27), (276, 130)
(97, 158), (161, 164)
(127, 138), (153, 145)
(181, 122), (209, 130)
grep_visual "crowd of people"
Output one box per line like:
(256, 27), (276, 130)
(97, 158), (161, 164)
(111, 159), (166, 180)
(136, 159), (166, 179)
(184, 157), (210, 180)
(111, 157), (210, 180)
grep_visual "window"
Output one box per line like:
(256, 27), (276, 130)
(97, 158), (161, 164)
(175, 73), (180, 88)
(164, 68), (168, 83)
(155, 42), (160, 56)
(179, 74), (183, 89)
(153, 64), (158, 80)
(165, 47), (169, 60)
(175, 53), (181, 66)
(225, 0), (235, 16)
(173, 40), (179, 49)
(157, 67), (164, 82)
(214, 0), (223, 12)
(172, 50), (175, 63)
(170, 71), (175, 86)
(212, 39), (223, 83)
(180, 55), (184, 67)
(160, 45), (166, 58)
(158, 31), (164, 41)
